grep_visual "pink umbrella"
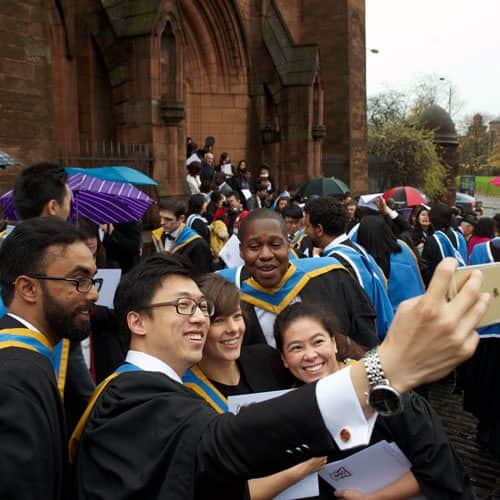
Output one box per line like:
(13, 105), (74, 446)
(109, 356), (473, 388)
(488, 176), (500, 187)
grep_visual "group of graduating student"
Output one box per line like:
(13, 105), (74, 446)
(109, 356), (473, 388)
(0, 160), (493, 499)
(0, 184), (492, 500)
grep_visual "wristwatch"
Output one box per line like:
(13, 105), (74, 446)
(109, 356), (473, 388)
(363, 348), (403, 417)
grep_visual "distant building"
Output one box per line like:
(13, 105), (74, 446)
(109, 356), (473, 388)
(0, 0), (369, 194)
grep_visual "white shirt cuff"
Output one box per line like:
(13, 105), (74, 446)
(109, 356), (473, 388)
(388, 209), (398, 219)
(316, 365), (377, 450)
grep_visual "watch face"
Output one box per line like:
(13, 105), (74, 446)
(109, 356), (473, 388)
(369, 385), (403, 417)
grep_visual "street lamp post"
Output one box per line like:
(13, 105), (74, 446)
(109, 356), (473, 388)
(439, 77), (452, 115)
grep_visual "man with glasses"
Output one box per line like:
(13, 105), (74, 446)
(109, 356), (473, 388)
(73, 252), (489, 500)
(0, 217), (99, 500)
(10, 161), (97, 433)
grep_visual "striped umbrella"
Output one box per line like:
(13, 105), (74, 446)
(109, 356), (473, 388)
(0, 173), (155, 224)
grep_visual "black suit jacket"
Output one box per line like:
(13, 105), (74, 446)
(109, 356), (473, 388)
(76, 370), (334, 500)
(0, 315), (69, 500)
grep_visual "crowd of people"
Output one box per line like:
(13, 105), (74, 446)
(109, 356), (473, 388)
(0, 152), (497, 499)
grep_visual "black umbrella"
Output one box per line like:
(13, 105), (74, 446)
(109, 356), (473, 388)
(0, 151), (19, 169)
(298, 177), (351, 198)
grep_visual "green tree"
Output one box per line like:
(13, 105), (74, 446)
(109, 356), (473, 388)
(457, 113), (489, 173)
(489, 142), (500, 170)
(367, 90), (447, 198)
(368, 122), (446, 198)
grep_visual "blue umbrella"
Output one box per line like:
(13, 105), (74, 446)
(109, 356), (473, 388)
(65, 166), (158, 186)
(0, 151), (19, 169)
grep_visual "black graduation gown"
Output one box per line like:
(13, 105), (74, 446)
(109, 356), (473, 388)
(462, 239), (500, 456)
(240, 267), (378, 350)
(237, 344), (294, 392)
(0, 318), (68, 500)
(175, 236), (213, 274)
(90, 305), (129, 384)
(75, 371), (335, 500)
(421, 227), (458, 286)
(292, 235), (314, 258)
(310, 392), (474, 499)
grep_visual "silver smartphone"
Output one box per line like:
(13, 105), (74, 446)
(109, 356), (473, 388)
(448, 261), (500, 328)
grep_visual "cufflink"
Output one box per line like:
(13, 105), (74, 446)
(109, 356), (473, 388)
(339, 427), (351, 443)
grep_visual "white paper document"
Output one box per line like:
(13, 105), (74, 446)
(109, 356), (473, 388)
(241, 188), (253, 200)
(95, 268), (122, 309)
(218, 234), (244, 268)
(357, 193), (383, 212)
(319, 440), (425, 499)
(222, 163), (233, 176)
(228, 390), (318, 500)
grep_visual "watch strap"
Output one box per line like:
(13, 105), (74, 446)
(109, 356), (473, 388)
(363, 348), (387, 387)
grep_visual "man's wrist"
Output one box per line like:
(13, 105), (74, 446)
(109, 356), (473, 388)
(377, 343), (410, 394)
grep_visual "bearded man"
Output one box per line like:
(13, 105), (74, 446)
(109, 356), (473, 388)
(0, 217), (100, 499)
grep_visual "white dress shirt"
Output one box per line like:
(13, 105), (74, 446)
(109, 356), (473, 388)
(125, 350), (182, 384)
(163, 227), (180, 253)
(7, 312), (41, 332)
(322, 233), (349, 254)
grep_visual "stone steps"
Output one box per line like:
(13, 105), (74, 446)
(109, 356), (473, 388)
(429, 380), (500, 499)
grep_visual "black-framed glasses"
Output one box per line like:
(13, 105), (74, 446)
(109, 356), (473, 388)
(141, 297), (214, 317)
(27, 275), (103, 293)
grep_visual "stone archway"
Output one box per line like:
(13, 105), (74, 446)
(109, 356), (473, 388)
(177, 0), (250, 163)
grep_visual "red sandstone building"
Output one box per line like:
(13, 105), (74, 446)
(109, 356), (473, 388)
(0, 0), (368, 195)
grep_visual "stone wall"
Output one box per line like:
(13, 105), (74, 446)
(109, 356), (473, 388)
(0, 0), (368, 195)
(0, 0), (56, 190)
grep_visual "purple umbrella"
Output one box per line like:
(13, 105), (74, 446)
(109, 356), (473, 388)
(0, 173), (155, 224)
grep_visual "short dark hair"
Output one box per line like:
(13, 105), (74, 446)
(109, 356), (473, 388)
(226, 191), (242, 203)
(196, 274), (240, 319)
(473, 217), (496, 238)
(0, 217), (85, 306)
(238, 208), (287, 242)
(273, 302), (365, 360)
(282, 204), (303, 220)
(114, 254), (193, 334)
(304, 197), (346, 237)
(159, 198), (186, 219)
(13, 163), (68, 220)
(430, 203), (452, 230)
(210, 191), (224, 204)
(188, 194), (206, 215)
(187, 162), (201, 175)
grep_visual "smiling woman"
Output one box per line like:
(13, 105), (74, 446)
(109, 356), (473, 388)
(274, 302), (475, 500)
(182, 274), (329, 500)
(183, 273), (292, 401)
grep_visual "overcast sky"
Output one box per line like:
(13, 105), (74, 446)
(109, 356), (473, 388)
(366, 0), (500, 124)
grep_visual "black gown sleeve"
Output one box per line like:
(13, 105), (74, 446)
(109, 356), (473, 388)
(421, 237), (441, 286)
(64, 340), (95, 434)
(375, 392), (475, 500)
(182, 239), (213, 273)
(0, 352), (66, 500)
